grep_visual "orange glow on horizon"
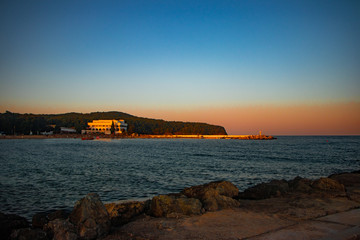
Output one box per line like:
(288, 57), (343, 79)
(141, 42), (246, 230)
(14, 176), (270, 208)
(1, 102), (360, 135)
(129, 102), (360, 135)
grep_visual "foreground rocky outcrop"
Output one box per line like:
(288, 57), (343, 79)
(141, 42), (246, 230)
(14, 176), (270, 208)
(149, 194), (202, 217)
(2, 170), (360, 240)
(105, 201), (149, 225)
(0, 212), (29, 240)
(181, 181), (240, 211)
(69, 193), (111, 240)
(237, 176), (348, 200)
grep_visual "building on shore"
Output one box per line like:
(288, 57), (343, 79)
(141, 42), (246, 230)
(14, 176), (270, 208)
(83, 119), (128, 135)
(60, 127), (77, 134)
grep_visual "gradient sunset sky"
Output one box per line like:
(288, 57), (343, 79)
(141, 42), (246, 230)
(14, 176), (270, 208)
(1, 0), (359, 135)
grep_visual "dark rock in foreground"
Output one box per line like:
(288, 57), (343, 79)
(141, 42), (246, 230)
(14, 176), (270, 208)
(149, 194), (202, 217)
(0, 212), (29, 240)
(312, 177), (346, 196)
(237, 179), (290, 200)
(181, 181), (240, 211)
(69, 193), (111, 240)
(105, 201), (149, 226)
(238, 176), (348, 200)
(10, 228), (47, 240)
(44, 219), (77, 240)
(329, 170), (360, 202)
(32, 210), (71, 229)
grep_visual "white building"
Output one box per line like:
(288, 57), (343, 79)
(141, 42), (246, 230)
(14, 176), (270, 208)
(86, 119), (128, 134)
(60, 127), (77, 133)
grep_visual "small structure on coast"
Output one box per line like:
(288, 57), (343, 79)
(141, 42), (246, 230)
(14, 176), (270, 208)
(60, 127), (76, 134)
(84, 119), (128, 135)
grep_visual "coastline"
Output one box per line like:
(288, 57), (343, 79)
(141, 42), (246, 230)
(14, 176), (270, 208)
(0, 134), (276, 140)
(2, 170), (360, 240)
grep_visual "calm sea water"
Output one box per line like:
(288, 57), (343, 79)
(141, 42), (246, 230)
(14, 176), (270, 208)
(1, 136), (359, 219)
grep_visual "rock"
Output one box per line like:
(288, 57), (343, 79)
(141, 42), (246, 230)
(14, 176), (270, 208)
(32, 212), (48, 229)
(0, 212), (29, 240)
(182, 181), (239, 198)
(32, 209), (71, 229)
(45, 219), (77, 240)
(10, 228), (47, 240)
(329, 171), (360, 187)
(149, 194), (202, 217)
(312, 178), (345, 191)
(69, 193), (111, 240)
(312, 177), (346, 197)
(238, 180), (289, 200)
(288, 177), (313, 193)
(48, 209), (71, 221)
(202, 190), (241, 211)
(105, 201), (148, 226)
(181, 181), (240, 211)
(329, 171), (360, 202)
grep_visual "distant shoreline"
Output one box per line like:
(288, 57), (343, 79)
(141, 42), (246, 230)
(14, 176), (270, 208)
(0, 134), (276, 140)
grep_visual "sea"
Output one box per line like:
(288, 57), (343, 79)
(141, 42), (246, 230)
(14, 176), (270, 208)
(0, 136), (359, 220)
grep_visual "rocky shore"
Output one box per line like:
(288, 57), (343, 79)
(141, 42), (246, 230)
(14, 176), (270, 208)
(1, 170), (359, 240)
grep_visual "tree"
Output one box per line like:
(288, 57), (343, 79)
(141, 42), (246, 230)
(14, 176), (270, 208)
(110, 121), (115, 134)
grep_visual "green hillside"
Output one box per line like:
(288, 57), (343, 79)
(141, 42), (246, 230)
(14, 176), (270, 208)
(0, 111), (227, 135)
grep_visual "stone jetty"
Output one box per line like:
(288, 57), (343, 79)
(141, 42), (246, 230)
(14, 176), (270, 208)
(2, 170), (359, 240)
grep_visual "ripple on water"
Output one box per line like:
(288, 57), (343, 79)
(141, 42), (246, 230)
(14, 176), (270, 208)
(0, 137), (359, 220)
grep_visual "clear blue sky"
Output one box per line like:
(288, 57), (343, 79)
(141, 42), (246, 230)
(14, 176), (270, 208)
(1, 0), (359, 113)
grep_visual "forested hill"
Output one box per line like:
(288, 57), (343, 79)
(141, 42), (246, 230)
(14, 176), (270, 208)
(0, 111), (227, 135)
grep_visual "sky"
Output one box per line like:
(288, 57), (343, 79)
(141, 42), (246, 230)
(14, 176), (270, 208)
(0, 0), (359, 135)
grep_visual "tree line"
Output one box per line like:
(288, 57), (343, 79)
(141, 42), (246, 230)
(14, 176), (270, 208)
(0, 111), (227, 135)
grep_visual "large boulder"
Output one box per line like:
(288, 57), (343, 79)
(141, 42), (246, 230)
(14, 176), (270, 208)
(311, 177), (346, 197)
(69, 193), (111, 240)
(105, 200), (149, 226)
(149, 194), (202, 217)
(329, 171), (360, 202)
(181, 181), (240, 211)
(45, 219), (77, 240)
(0, 212), (29, 240)
(238, 180), (289, 200)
